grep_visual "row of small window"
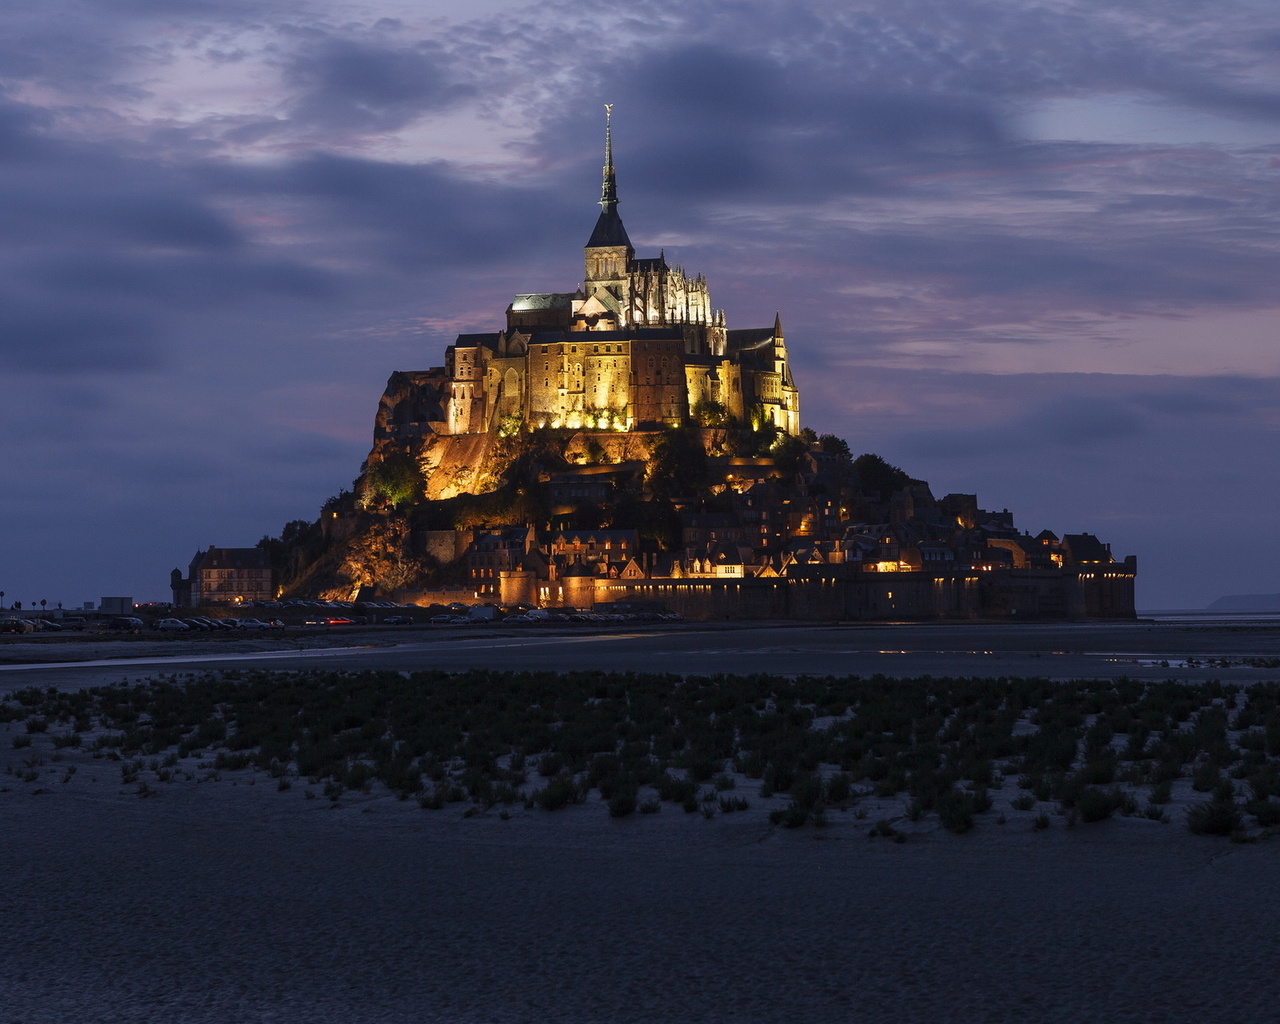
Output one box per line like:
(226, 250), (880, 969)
(202, 571), (268, 579)
(534, 342), (675, 355)
(537, 378), (682, 388)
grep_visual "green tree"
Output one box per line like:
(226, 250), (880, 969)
(692, 399), (733, 428)
(648, 427), (708, 499)
(853, 453), (917, 500)
(365, 452), (427, 509)
(322, 489), (355, 514)
(819, 433), (851, 458)
(770, 433), (809, 475)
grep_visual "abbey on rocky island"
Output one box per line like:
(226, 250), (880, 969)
(385, 109), (800, 441)
(248, 111), (1135, 621)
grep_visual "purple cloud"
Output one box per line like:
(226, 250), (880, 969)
(1, 0), (1279, 608)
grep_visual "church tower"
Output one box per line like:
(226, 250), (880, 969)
(582, 105), (633, 322)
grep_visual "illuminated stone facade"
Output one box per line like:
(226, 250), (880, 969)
(407, 112), (800, 439)
(170, 546), (274, 607)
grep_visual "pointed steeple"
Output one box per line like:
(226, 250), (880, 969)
(601, 102), (617, 207)
(587, 103), (632, 249)
(773, 310), (783, 337)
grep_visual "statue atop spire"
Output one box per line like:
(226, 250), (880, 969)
(586, 103), (631, 250)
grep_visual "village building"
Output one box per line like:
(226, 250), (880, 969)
(171, 546), (273, 606)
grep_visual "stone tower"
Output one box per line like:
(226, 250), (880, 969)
(583, 104), (633, 316)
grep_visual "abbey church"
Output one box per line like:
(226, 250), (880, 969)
(393, 111), (800, 441)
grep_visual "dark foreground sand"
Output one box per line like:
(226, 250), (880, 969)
(3, 762), (1277, 1024)
(3, 619), (1279, 1023)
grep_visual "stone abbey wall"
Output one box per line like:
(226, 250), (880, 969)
(376, 117), (800, 452)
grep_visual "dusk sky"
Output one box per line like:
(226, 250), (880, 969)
(2, 0), (1278, 610)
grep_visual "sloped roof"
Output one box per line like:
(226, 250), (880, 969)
(727, 328), (776, 351)
(1062, 533), (1111, 563)
(454, 333), (500, 349)
(190, 547), (270, 572)
(511, 293), (576, 311)
(587, 205), (632, 248)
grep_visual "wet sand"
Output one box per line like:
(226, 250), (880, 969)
(4, 618), (1280, 689)
(3, 619), (1279, 1022)
(3, 739), (1278, 1024)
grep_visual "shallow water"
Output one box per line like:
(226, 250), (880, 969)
(6, 620), (1280, 690)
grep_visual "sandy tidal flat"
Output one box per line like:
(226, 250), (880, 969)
(2, 727), (1278, 1024)
(5, 625), (1280, 1022)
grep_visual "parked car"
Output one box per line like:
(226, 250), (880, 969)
(236, 618), (273, 629)
(104, 617), (144, 633)
(59, 616), (90, 631)
(381, 615), (414, 625)
(0, 618), (34, 634)
(155, 618), (190, 632)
